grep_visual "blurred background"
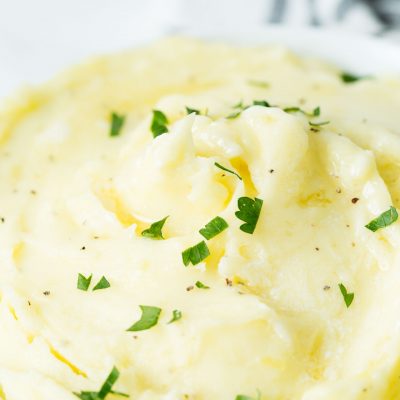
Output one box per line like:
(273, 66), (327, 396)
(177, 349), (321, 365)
(0, 0), (399, 97)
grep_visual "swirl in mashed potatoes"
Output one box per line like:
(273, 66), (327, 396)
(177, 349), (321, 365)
(0, 38), (400, 400)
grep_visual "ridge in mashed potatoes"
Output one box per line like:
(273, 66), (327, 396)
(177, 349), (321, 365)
(0, 37), (400, 400)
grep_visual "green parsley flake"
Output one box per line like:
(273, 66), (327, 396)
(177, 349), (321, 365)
(195, 281), (210, 289)
(313, 106), (321, 117)
(168, 309), (182, 324)
(341, 72), (361, 83)
(233, 101), (245, 109)
(214, 162), (242, 180)
(127, 305), (162, 332)
(284, 106), (320, 118)
(235, 197), (263, 234)
(338, 283), (354, 308)
(77, 273), (92, 291)
(185, 106), (201, 115)
(252, 100), (270, 107)
(309, 120), (330, 127)
(74, 366), (129, 399)
(109, 113), (126, 137)
(365, 206), (398, 232)
(227, 110), (243, 119)
(141, 216), (168, 240)
(93, 276), (110, 291)
(151, 110), (168, 138)
(227, 101), (248, 119)
(247, 80), (269, 88)
(182, 241), (210, 266)
(199, 216), (228, 240)
(235, 391), (261, 400)
(228, 99), (271, 118)
(283, 106), (303, 114)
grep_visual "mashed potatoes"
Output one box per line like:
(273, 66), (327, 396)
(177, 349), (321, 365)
(1, 37), (400, 400)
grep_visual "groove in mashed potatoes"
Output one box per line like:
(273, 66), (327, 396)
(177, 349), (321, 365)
(0, 37), (400, 400)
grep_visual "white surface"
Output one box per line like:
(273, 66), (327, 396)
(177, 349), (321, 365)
(0, 0), (180, 97)
(0, 0), (399, 98)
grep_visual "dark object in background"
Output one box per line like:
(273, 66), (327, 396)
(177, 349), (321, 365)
(269, 0), (400, 33)
(363, 0), (400, 30)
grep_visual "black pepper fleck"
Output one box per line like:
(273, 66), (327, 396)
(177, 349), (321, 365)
(186, 285), (194, 292)
(323, 285), (331, 291)
(43, 291), (50, 296)
(351, 197), (359, 204)
(225, 278), (233, 287)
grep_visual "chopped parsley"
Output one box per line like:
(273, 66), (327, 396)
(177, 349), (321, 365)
(313, 106), (321, 117)
(341, 72), (361, 83)
(182, 241), (210, 266)
(185, 106), (201, 115)
(235, 391), (261, 400)
(199, 216), (228, 240)
(168, 309), (182, 324)
(227, 110), (243, 119)
(141, 216), (168, 240)
(151, 110), (168, 138)
(109, 113), (126, 137)
(77, 273), (92, 291)
(252, 100), (270, 107)
(247, 80), (269, 88)
(312, 107), (321, 117)
(227, 101), (248, 119)
(93, 276), (110, 291)
(338, 283), (354, 308)
(365, 206), (398, 232)
(195, 281), (210, 289)
(284, 106), (303, 114)
(284, 106), (320, 117)
(126, 305), (162, 332)
(227, 99), (270, 119)
(214, 162), (242, 180)
(74, 366), (129, 399)
(235, 197), (263, 234)
(309, 120), (330, 127)
(233, 101), (245, 109)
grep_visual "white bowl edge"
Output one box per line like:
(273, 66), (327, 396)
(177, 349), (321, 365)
(178, 25), (400, 75)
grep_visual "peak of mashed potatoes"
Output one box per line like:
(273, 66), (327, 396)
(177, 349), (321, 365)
(0, 37), (400, 400)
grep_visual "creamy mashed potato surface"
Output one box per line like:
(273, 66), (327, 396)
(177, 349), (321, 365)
(1, 38), (400, 400)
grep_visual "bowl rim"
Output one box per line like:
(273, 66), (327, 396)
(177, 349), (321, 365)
(178, 25), (400, 75)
